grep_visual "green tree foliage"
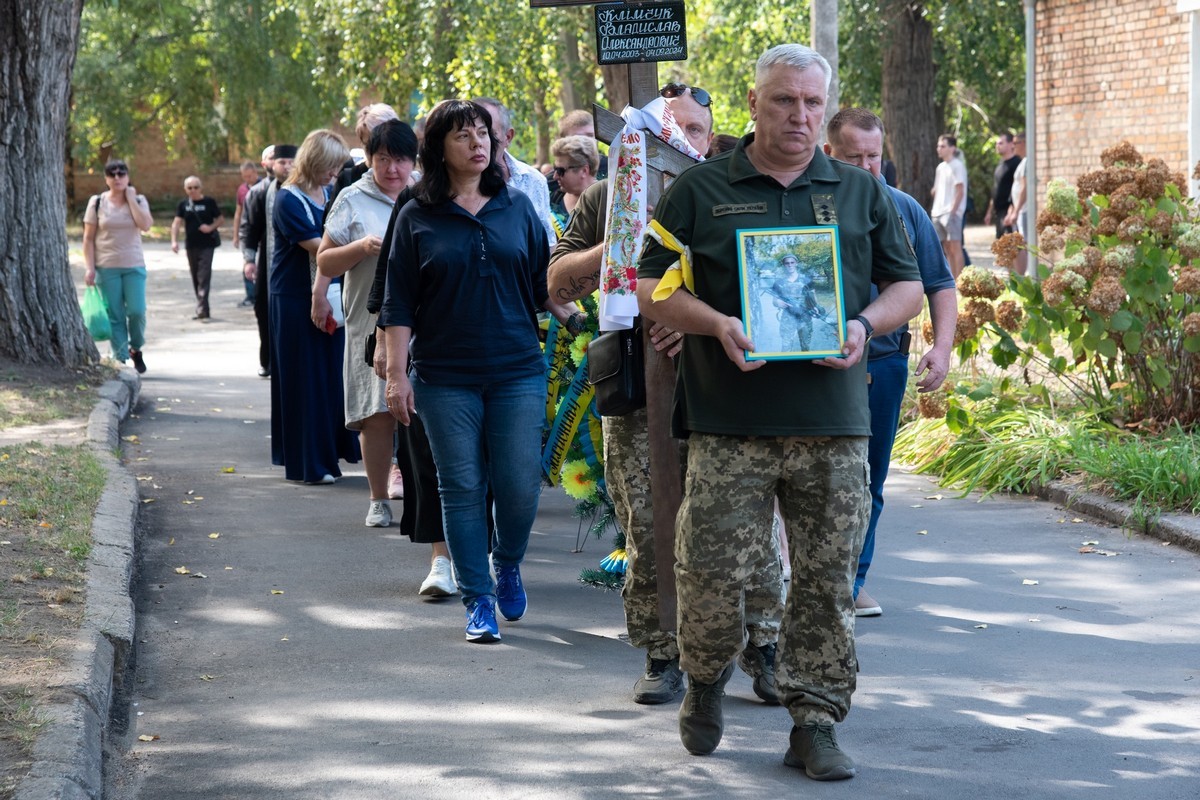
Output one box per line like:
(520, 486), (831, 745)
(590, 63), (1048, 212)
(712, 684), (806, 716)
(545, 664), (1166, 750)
(840, 1), (1025, 211)
(72, 0), (1023, 184)
(73, 0), (343, 169)
(684, 0), (812, 137)
(325, 0), (586, 163)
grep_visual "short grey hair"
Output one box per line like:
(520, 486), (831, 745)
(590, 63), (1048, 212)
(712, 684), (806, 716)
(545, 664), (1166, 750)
(471, 97), (512, 133)
(756, 44), (832, 93)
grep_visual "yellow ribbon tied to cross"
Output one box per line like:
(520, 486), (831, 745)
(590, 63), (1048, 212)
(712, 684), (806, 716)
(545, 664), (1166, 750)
(647, 219), (695, 302)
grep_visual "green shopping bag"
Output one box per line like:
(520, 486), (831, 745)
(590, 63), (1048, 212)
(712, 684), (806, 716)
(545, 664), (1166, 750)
(82, 285), (112, 341)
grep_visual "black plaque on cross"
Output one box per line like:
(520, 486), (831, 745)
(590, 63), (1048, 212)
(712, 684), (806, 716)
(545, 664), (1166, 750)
(594, 1), (687, 65)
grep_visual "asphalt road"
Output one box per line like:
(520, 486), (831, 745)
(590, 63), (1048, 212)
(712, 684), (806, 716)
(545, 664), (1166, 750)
(99, 239), (1199, 799)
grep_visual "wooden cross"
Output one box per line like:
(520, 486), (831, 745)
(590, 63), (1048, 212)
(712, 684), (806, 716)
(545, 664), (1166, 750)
(532, 0), (699, 632)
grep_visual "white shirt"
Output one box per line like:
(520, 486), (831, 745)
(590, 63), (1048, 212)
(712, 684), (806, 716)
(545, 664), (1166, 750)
(931, 158), (967, 220)
(503, 151), (557, 247)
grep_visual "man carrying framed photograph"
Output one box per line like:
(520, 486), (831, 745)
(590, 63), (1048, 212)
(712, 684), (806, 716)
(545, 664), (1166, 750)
(636, 44), (922, 780)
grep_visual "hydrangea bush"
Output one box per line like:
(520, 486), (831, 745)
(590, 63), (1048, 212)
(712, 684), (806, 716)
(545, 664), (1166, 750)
(978, 142), (1200, 427)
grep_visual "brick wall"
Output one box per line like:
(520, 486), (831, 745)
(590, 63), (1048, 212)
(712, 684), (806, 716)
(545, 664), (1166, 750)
(71, 120), (358, 214)
(1037, 0), (1191, 192)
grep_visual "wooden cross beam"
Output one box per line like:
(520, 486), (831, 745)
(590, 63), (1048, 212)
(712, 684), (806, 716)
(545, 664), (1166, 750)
(590, 65), (692, 635)
(533, 1), (692, 635)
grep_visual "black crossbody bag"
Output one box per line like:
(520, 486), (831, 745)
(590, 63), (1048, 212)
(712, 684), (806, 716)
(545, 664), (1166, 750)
(587, 324), (646, 416)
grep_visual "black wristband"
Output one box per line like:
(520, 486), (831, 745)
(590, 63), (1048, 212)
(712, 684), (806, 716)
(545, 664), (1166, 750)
(853, 314), (874, 342)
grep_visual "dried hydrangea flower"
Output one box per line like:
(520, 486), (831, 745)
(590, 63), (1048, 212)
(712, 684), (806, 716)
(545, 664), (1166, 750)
(1174, 267), (1200, 295)
(1100, 140), (1143, 168)
(995, 300), (1023, 332)
(1085, 276), (1125, 317)
(917, 390), (949, 419)
(964, 298), (996, 325)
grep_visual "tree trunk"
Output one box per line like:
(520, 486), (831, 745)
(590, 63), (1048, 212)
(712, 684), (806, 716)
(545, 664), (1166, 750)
(600, 64), (631, 114)
(558, 28), (583, 116)
(0, 0), (95, 365)
(811, 0), (839, 123)
(881, 0), (938, 211)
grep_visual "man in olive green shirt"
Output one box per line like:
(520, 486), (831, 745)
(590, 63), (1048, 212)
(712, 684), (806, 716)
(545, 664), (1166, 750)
(636, 44), (922, 780)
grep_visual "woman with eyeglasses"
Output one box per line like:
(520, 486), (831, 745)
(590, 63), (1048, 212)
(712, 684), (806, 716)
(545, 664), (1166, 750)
(82, 158), (154, 373)
(548, 135), (600, 236)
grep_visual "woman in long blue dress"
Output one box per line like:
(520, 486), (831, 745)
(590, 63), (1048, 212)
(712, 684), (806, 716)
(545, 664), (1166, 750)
(270, 128), (361, 484)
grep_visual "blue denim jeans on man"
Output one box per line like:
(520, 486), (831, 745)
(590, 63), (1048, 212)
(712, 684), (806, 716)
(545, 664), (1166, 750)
(858, 351), (909, 597)
(411, 372), (544, 604)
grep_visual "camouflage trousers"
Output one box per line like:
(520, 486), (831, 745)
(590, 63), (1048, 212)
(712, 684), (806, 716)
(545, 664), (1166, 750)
(605, 412), (782, 661)
(677, 433), (869, 725)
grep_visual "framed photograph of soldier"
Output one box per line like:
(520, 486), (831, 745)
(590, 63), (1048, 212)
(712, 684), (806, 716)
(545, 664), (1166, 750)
(735, 226), (847, 361)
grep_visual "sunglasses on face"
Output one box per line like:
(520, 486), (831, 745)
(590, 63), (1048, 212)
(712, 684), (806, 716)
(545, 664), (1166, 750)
(552, 164), (584, 178)
(106, 168), (128, 177)
(659, 83), (711, 108)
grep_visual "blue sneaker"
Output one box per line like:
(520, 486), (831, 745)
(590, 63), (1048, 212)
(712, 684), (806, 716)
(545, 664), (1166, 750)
(494, 562), (527, 621)
(465, 596), (500, 643)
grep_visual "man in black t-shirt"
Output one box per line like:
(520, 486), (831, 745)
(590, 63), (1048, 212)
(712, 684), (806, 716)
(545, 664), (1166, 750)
(983, 131), (1021, 239)
(171, 176), (224, 320)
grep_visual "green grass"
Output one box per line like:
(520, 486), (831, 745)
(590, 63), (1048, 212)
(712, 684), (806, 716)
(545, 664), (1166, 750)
(1, 443), (106, 790)
(894, 397), (1198, 521)
(1070, 423), (1200, 517)
(0, 361), (115, 430)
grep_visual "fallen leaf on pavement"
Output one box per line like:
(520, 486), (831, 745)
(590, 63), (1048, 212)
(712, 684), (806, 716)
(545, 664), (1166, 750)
(137, 735), (159, 742)
(917, 529), (928, 535)
(271, 590), (284, 595)
(191, 573), (207, 579)
(168, 538), (175, 545)
(221, 467), (236, 473)
(200, 674), (216, 681)
(122, 435), (139, 443)
(175, 566), (190, 575)
(1079, 546), (1096, 554)
(925, 494), (944, 500)
(141, 498), (156, 504)
(208, 533), (220, 539)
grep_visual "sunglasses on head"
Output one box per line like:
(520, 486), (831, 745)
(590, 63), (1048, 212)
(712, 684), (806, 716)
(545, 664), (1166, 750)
(106, 168), (128, 177)
(552, 164), (583, 178)
(660, 83), (711, 108)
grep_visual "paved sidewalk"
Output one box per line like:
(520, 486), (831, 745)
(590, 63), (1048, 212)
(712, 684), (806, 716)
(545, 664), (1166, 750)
(94, 242), (1199, 799)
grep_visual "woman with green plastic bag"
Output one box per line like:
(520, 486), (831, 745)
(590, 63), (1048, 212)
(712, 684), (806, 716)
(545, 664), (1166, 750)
(82, 158), (152, 373)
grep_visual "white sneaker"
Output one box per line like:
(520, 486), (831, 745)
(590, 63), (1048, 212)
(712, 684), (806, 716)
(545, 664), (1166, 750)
(365, 500), (392, 528)
(419, 556), (457, 597)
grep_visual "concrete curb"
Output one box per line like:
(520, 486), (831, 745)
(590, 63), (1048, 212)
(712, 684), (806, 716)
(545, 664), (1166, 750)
(1037, 480), (1200, 556)
(16, 367), (140, 800)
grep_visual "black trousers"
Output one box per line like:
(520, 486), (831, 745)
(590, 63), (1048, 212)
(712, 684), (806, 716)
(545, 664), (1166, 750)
(186, 247), (215, 317)
(254, 256), (270, 371)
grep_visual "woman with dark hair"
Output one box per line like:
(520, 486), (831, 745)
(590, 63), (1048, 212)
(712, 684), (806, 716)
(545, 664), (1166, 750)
(315, 121), (425, 531)
(82, 158), (153, 372)
(270, 129), (361, 484)
(380, 99), (551, 643)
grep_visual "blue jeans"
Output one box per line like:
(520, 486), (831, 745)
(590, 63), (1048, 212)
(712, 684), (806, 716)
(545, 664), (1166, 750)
(858, 351), (909, 597)
(412, 372), (544, 604)
(95, 266), (147, 362)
